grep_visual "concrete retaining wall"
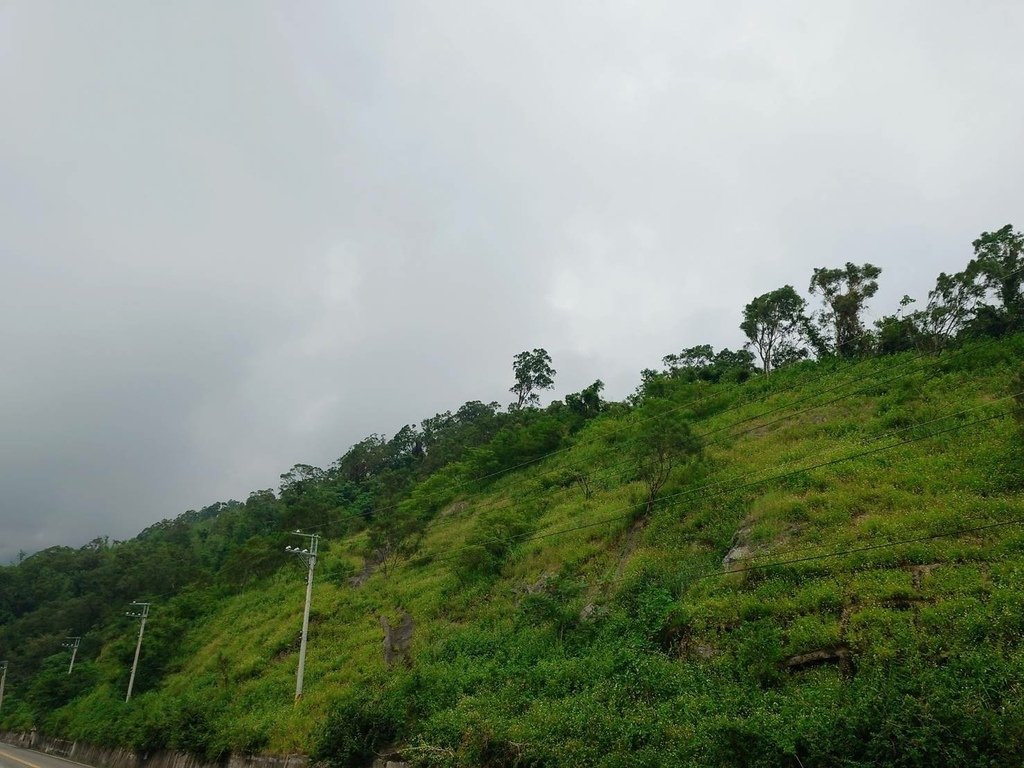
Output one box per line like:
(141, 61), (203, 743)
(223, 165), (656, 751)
(0, 731), (308, 768)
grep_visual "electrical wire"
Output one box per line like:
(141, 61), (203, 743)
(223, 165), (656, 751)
(691, 516), (1024, 582)
(300, 328), (1019, 539)
(299, 265), (1024, 535)
(423, 410), (1011, 563)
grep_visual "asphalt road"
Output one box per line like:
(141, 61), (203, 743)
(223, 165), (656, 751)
(0, 743), (87, 768)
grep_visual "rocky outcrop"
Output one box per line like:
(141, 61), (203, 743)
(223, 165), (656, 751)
(370, 759), (410, 768)
(379, 611), (415, 667)
(349, 547), (390, 588)
(784, 646), (850, 671)
(721, 544), (752, 569)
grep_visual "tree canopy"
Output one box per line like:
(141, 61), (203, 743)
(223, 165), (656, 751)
(809, 262), (882, 356)
(740, 285), (809, 373)
(630, 398), (702, 514)
(510, 348), (556, 409)
(969, 224), (1024, 334)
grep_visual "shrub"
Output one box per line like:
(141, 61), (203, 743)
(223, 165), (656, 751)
(314, 689), (404, 768)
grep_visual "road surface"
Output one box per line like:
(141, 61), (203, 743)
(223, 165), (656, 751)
(0, 743), (89, 768)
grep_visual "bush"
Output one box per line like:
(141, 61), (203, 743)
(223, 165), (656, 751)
(734, 620), (783, 688)
(314, 689), (404, 768)
(454, 509), (532, 582)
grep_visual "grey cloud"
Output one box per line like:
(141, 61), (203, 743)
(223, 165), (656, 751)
(1, 0), (1022, 561)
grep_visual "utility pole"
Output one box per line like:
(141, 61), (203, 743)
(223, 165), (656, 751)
(62, 637), (81, 675)
(0, 660), (7, 716)
(125, 602), (151, 702)
(285, 531), (319, 702)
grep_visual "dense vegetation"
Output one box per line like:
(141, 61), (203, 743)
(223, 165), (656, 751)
(2, 225), (1023, 766)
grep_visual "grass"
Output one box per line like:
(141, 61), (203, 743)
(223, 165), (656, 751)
(11, 338), (1024, 765)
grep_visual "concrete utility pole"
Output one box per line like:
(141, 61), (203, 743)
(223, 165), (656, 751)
(125, 602), (151, 702)
(285, 531), (319, 702)
(62, 636), (81, 675)
(0, 660), (7, 716)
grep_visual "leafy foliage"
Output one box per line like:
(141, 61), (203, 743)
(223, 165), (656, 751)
(509, 348), (556, 409)
(809, 261), (882, 356)
(314, 687), (404, 768)
(630, 398), (702, 513)
(971, 224), (1024, 324)
(638, 345), (756, 401)
(740, 285), (810, 373)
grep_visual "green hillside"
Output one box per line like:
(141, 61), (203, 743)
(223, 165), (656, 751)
(2, 337), (1023, 766)
(3, 231), (1024, 767)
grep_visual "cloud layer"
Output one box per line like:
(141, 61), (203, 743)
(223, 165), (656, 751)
(2, 1), (1022, 561)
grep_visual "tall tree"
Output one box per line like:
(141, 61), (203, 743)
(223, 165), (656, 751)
(876, 269), (986, 356)
(662, 344), (715, 374)
(661, 345), (756, 383)
(919, 270), (985, 351)
(510, 348), (556, 409)
(808, 262), (882, 356)
(874, 295), (922, 355)
(333, 436), (390, 483)
(565, 380), (605, 419)
(740, 285), (809, 373)
(707, 348), (757, 383)
(969, 224), (1024, 330)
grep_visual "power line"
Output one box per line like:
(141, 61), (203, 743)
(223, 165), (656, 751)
(521, 342), (975, 500)
(593, 395), (1024, 577)
(423, 410), (1011, 564)
(589, 513), (1024, 595)
(295, 334), (906, 535)
(737, 504), (1024, 568)
(301, 265), (1024, 536)
(11, 376), (1021, 711)
(39, 285), (1024, 625)
(857, 391), (1019, 445)
(692, 516), (1024, 582)
(54, 397), (1007, 663)
(428, 397), (1011, 565)
(300, 329), (1017, 540)
(434, 351), (933, 521)
(299, 354), (914, 536)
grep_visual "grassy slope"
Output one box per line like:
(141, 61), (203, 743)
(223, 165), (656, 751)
(53, 339), (1024, 765)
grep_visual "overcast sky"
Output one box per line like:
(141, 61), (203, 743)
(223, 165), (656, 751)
(1, 1), (1022, 562)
